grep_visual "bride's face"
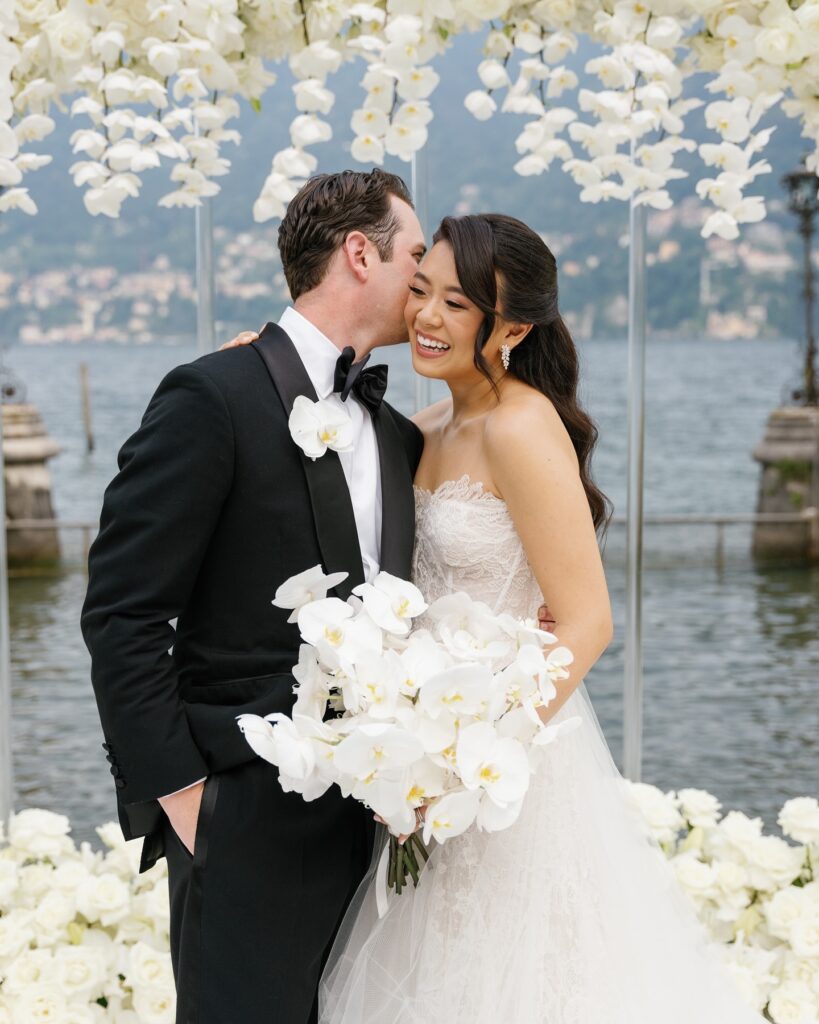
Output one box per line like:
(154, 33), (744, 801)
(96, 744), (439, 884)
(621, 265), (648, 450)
(404, 241), (492, 383)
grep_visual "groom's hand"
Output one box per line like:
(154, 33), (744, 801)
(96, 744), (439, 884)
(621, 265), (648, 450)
(158, 779), (206, 856)
(220, 329), (259, 351)
(538, 604), (556, 631)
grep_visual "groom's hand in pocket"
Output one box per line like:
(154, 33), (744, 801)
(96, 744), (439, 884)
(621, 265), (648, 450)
(158, 779), (207, 856)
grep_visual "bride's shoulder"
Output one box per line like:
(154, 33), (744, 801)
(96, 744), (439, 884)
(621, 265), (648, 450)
(411, 397), (452, 436)
(484, 389), (578, 469)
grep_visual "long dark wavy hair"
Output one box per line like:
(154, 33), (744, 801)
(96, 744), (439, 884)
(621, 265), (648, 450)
(433, 213), (612, 537)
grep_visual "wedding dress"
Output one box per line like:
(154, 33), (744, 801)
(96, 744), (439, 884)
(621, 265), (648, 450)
(319, 475), (763, 1023)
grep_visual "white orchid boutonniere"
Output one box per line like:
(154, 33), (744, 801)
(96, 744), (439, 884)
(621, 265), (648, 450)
(288, 394), (354, 460)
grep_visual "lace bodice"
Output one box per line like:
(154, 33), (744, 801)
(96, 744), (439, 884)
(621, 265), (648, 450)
(411, 474), (543, 618)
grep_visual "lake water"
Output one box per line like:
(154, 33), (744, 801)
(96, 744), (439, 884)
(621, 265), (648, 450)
(4, 337), (818, 846)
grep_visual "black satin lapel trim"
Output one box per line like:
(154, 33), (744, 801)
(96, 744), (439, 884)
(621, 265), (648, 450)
(373, 404), (416, 581)
(252, 322), (364, 599)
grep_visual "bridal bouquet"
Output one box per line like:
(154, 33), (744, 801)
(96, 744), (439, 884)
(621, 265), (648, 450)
(237, 566), (580, 905)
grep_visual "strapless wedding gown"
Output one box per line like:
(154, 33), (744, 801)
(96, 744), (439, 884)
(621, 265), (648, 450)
(319, 476), (763, 1023)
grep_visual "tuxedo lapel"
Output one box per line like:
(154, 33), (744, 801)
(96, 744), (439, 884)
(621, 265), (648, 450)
(373, 404), (416, 581)
(252, 321), (364, 600)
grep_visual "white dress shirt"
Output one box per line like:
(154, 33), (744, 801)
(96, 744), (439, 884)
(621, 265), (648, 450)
(162, 308), (383, 800)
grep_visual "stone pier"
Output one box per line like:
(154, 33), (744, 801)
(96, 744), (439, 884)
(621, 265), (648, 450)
(752, 406), (819, 562)
(3, 403), (61, 566)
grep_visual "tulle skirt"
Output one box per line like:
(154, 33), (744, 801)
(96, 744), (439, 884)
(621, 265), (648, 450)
(318, 684), (764, 1023)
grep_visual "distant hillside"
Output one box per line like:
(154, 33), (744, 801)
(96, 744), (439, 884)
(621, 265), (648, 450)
(0, 33), (811, 345)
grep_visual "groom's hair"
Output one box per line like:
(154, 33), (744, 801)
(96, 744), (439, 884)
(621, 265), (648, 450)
(278, 169), (413, 300)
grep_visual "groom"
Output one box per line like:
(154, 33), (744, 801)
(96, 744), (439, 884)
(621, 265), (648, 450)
(81, 169), (427, 1023)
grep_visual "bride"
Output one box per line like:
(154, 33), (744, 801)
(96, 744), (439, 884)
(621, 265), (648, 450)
(229, 212), (763, 1023)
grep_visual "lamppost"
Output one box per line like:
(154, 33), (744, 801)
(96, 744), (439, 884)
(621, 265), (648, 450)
(782, 158), (819, 407)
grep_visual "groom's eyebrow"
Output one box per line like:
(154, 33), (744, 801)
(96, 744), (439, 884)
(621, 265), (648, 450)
(413, 271), (467, 298)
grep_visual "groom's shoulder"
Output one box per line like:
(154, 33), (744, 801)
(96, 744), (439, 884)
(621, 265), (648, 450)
(160, 345), (272, 408)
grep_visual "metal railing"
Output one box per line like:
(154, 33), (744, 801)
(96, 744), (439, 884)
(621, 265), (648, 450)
(5, 508), (818, 568)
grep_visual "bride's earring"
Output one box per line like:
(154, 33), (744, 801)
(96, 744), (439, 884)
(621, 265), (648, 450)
(501, 344), (511, 371)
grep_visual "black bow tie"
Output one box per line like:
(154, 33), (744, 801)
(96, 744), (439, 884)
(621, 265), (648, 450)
(333, 347), (388, 415)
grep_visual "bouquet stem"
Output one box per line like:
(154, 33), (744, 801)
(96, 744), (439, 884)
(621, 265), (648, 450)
(387, 832), (430, 896)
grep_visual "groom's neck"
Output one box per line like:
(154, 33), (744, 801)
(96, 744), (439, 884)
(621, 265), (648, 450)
(293, 293), (380, 362)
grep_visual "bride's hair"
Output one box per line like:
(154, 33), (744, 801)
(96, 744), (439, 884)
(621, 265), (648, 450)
(433, 213), (612, 537)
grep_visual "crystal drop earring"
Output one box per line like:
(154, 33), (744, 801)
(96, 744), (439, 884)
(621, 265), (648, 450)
(501, 344), (511, 371)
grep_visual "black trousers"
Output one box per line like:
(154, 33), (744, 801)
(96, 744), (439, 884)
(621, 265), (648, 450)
(164, 758), (375, 1024)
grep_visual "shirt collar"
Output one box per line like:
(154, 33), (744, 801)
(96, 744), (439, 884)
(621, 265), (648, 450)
(278, 306), (342, 400)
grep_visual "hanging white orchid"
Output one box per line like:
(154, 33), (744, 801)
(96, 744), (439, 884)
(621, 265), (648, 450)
(2, 0), (817, 235)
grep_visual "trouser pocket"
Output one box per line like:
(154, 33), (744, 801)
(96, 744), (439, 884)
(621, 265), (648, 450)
(191, 773), (219, 871)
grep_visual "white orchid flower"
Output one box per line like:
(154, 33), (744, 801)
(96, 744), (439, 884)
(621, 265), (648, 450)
(272, 564), (349, 623)
(297, 598), (381, 672)
(350, 649), (404, 719)
(352, 571), (427, 636)
(422, 788), (481, 844)
(291, 644), (331, 720)
(464, 90), (496, 121)
(418, 663), (494, 720)
(288, 394), (354, 461)
(477, 793), (524, 832)
(396, 631), (451, 697)
(333, 722), (423, 781)
(456, 721), (530, 807)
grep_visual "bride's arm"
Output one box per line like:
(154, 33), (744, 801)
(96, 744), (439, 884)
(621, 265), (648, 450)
(485, 398), (613, 723)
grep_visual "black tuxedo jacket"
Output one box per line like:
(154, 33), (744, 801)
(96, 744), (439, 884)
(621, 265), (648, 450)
(81, 323), (423, 851)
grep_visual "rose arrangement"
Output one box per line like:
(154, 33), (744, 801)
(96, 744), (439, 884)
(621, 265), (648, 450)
(237, 565), (581, 903)
(627, 785), (819, 1023)
(1, 0), (818, 237)
(0, 809), (175, 1024)
(1, 790), (816, 1020)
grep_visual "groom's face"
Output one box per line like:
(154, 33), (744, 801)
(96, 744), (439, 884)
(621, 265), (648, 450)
(365, 197), (426, 348)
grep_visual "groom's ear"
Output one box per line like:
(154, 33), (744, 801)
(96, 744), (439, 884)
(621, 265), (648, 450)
(341, 230), (371, 284)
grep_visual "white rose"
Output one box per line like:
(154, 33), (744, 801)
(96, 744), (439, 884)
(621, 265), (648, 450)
(791, 919), (819, 961)
(746, 836), (805, 891)
(463, 0), (510, 19)
(131, 986), (176, 1024)
(779, 798), (819, 846)
(51, 859), (94, 892)
(43, 10), (92, 63)
(672, 853), (718, 899)
(464, 90), (496, 121)
(764, 886), (812, 941)
(53, 944), (107, 1001)
(767, 980), (818, 1024)
(781, 949), (819, 999)
(714, 859), (749, 894)
(3, 946), (54, 996)
(15, 0), (57, 22)
(722, 961), (768, 1012)
(0, 909), (34, 960)
(8, 808), (73, 858)
(76, 872), (131, 926)
(9, 983), (66, 1024)
(626, 782), (684, 844)
(531, 0), (576, 25)
(755, 21), (806, 66)
(32, 889), (76, 941)
(19, 862), (56, 903)
(0, 859), (18, 905)
(127, 941), (174, 991)
(712, 810), (764, 858)
(677, 787), (722, 828)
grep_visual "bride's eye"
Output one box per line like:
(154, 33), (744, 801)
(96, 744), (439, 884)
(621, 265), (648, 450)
(446, 300), (466, 310)
(408, 285), (425, 296)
